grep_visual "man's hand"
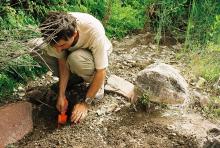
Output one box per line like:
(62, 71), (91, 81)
(56, 96), (68, 113)
(71, 102), (88, 123)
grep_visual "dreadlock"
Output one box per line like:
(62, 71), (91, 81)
(39, 11), (77, 45)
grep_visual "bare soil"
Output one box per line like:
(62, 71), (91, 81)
(9, 33), (219, 148)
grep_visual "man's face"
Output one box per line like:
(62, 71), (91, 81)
(53, 32), (77, 53)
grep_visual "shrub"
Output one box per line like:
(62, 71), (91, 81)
(106, 2), (145, 38)
(0, 73), (16, 100)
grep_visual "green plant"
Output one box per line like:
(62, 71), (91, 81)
(203, 96), (220, 118)
(140, 93), (151, 106)
(106, 2), (145, 38)
(189, 51), (220, 83)
(0, 73), (16, 100)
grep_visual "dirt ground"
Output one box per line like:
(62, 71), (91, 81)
(9, 33), (219, 148)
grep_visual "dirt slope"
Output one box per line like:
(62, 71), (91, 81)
(11, 33), (219, 148)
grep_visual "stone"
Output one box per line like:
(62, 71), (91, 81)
(46, 71), (53, 76)
(18, 92), (26, 97)
(149, 43), (157, 50)
(96, 107), (107, 116)
(105, 75), (137, 103)
(204, 134), (220, 148)
(0, 102), (33, 147)
(192, 90), (210, 108)
(17, 86), (25, 91)
(52, 76), (59, 81)
(136, 63), (189, 105)
(196, 77), (206, 88)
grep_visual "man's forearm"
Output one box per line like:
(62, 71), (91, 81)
(86, 69), (106, 99)
(58, 58), (70, 97)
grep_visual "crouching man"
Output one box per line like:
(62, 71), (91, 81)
(36, 12), (112, 123)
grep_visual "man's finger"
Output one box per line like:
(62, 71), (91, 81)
(72, 112), (80, 123)
(71, 110), (79, 122)
(56, 104), (61, 112)
(75, 112), (82, 123)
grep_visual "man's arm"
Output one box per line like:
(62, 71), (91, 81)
(86, 68), (106, 99)
(71, 68), (106, 123)
(56, 58), (70, 112)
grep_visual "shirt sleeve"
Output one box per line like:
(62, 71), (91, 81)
(90, 35), (112, 69)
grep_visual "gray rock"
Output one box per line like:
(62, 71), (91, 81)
(46, 71), (53, 76)
(192, 90), (210, 108)
(96, 107), (107, 116)
(17, 86), (25, 91)
(204, 129), (220, 148)
(196, 77), (206, 88)
(136, 63), (189, 105)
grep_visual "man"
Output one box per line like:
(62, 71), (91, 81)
(36, 12), (112, 123)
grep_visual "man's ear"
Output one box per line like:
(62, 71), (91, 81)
(73, 31), (78, 38)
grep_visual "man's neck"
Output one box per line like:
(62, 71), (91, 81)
(71, 31), (79, 47)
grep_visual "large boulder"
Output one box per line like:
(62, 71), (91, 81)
(0, 102), (33, 147)
(136, 63), (189, 105)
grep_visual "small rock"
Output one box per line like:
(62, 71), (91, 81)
(41, 75), (45, 79)
(107, 104), (117, 113)
(96, 107), (106, 116)
(171, 133), (177, 136)
(97, 118), (104, 125)
(149, 44), (157, 50)
(125, 35), (129, 39)
(18, 92), (25, 97)
(62, 138), (67, 144)
(18, 86), (25, 91)
(103, 127), (107, 132)
(46, 71), (53, 76)
(124, 102), (131, 107)
(196, 77), (206, 88)
(53, 76), (59, 81)
(119, 142), (126, 147)
(114, 107), (121, 112)
(192, 90), (210, 108)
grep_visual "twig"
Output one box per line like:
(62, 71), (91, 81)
(34, 98), (56, 110)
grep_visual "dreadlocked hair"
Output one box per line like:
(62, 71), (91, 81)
(39, 11), (77, 45)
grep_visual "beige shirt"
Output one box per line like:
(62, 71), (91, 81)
(45, 12), (112, 69)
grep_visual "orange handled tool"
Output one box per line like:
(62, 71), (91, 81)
(58, 99), (68, 125)
(58, 112), (67, 124)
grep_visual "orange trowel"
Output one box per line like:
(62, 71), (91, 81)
(58, 99), (68, 127)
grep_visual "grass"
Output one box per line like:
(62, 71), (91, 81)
(203, 96), (220, 118)
(189, 50), (220, 83)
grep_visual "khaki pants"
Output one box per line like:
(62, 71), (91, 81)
(29, 38), (96, 84)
